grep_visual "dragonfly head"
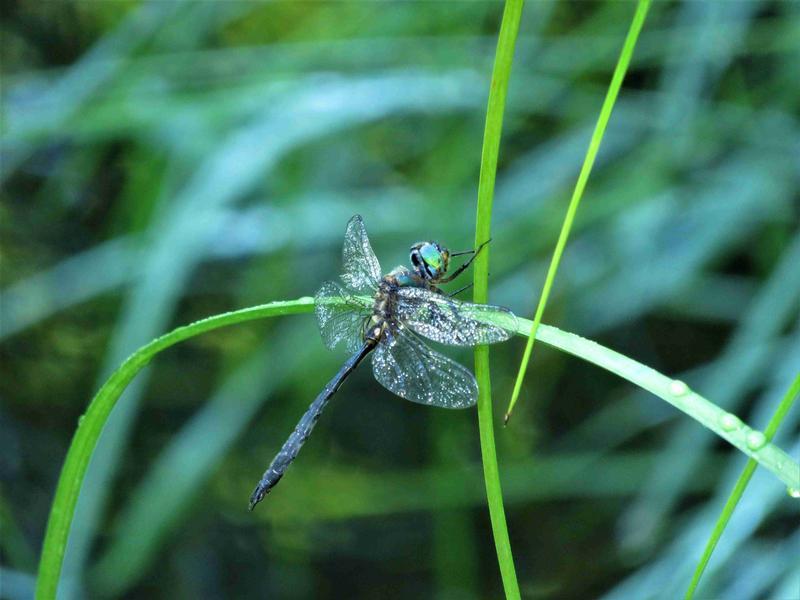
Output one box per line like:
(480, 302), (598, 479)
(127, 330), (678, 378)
(410, 241), (450, 281)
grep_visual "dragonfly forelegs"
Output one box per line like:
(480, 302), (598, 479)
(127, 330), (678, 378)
(448, 282), (473, 297)
(437, 238), (491, 284)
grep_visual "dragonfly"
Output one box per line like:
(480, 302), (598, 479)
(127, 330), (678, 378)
(249, 215), (516, 510)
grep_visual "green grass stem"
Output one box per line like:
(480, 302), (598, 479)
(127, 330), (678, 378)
(683, 372), (800, 600)
(472, 0), (525, 597)
(506, 0), (652, 423)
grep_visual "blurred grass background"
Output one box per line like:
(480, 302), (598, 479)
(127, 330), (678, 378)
(1, 1), (799, 599)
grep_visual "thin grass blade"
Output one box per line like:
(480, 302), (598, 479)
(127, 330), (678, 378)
(505, 0), (652, 422)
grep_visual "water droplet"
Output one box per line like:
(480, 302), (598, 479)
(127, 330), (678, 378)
(788, 487), (800, 499)
(719, 413), (741, 431)
(746, 430), (766, 450)
(77, 415), (85, 427)
(669, 380), (689, 396)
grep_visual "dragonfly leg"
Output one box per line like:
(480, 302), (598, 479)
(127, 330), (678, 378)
(449, 238), (491, 257)
(438, 239), (491, 283)
(448, 282), (473, 297)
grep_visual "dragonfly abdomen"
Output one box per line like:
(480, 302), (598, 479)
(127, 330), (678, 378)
(249, 340), (375, 510)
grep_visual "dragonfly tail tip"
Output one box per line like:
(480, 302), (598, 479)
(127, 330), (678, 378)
(249, 487), (266, 511)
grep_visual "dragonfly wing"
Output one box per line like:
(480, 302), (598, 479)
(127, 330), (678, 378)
(340, 215), (382, 293)
(371, 324), (478, 409)
(394, 287), (517, 346)
(315, 280), (370, 353)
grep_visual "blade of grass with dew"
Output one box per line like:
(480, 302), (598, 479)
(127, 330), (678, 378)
(518, 317), (799, 490)
(505, 0), (651, 423)
(473, 0), (524, 597)
(620, 231), (800, 549)
(35, 298), (800, 599)
(683, 371), (800, 600)
(600, 339), (800, 600)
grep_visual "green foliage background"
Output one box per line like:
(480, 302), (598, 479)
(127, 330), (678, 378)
(1, 1), (798, 598)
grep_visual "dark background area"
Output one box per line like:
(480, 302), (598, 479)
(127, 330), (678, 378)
(1, 1), (798, 598)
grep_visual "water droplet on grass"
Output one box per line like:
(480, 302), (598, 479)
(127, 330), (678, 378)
(719, 413), (741, 431)
(669, 380), (689, 396)
(788, 487), (800, 499)
(746, 430), (766, 450)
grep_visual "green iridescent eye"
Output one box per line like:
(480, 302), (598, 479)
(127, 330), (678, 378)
(420, 244), (443, 269)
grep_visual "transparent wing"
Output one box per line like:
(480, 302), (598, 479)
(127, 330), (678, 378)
(315, 280), (370, 353)
(371, 324), (478, 409)
(394, 287), (517, 346)
(340, 215), (382, 293)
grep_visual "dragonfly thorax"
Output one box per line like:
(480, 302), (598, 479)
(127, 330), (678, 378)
(365, 268), (431, 343)
(365, 275), (401, 344)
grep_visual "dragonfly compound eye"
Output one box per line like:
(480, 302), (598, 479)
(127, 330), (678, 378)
(419, 242), (449, 278)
